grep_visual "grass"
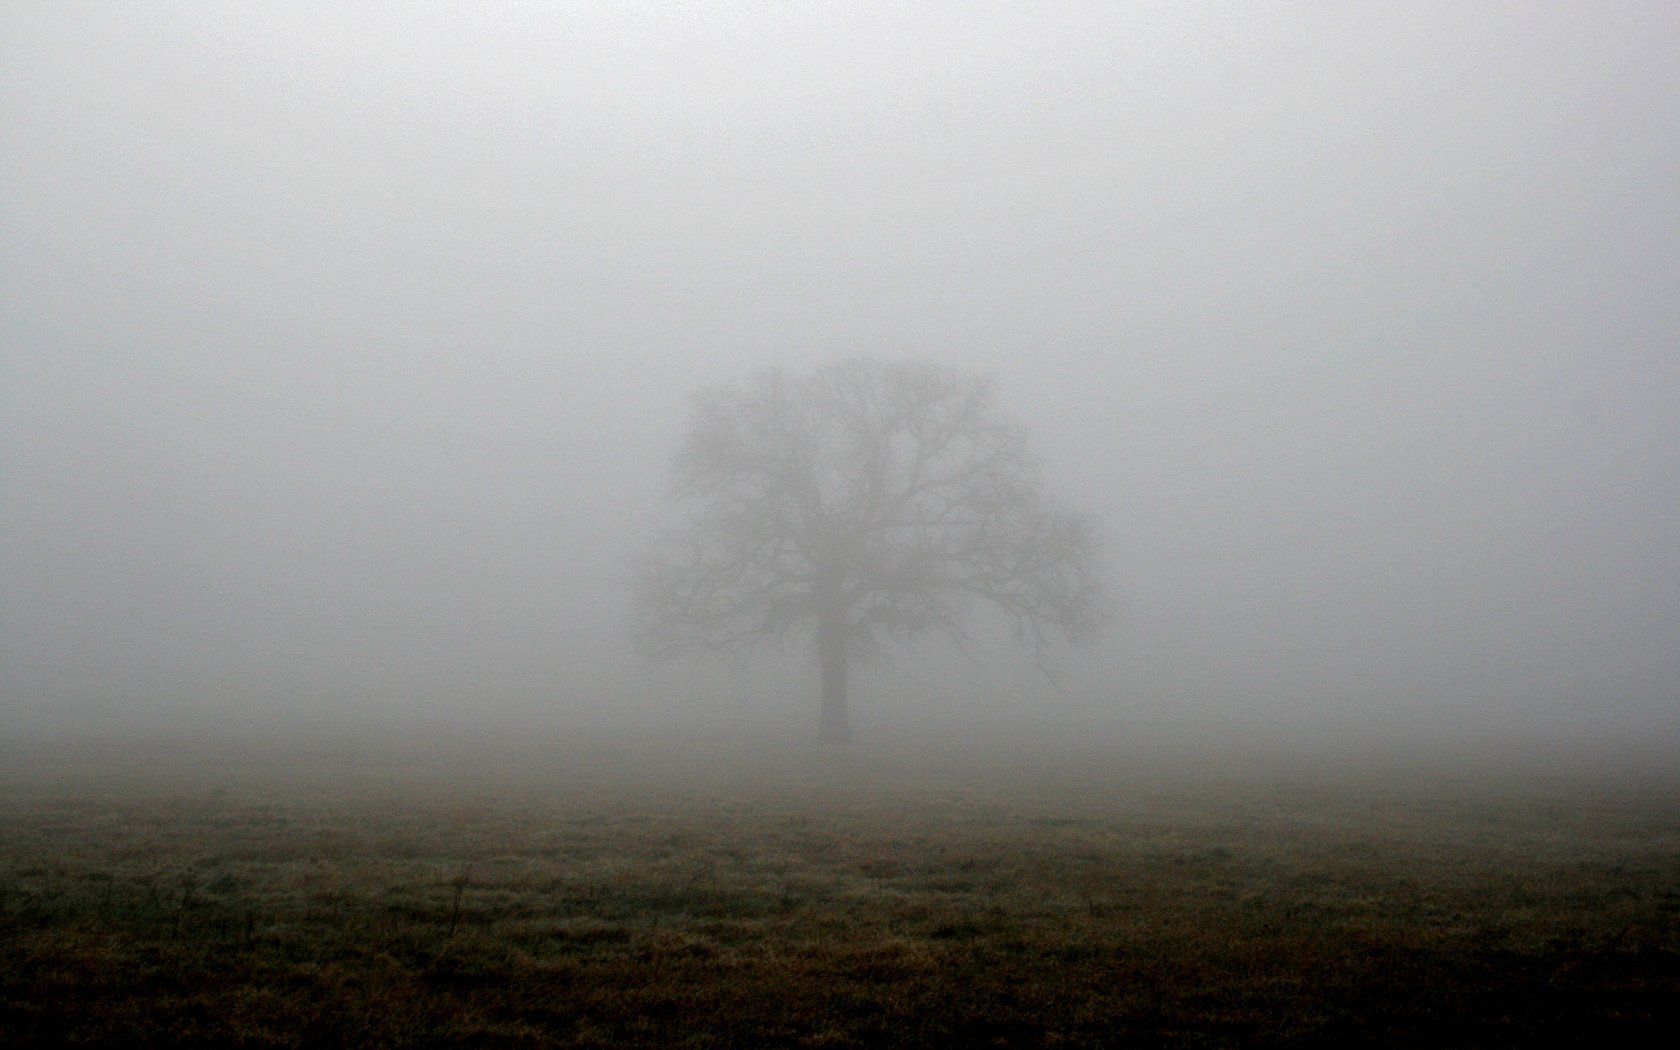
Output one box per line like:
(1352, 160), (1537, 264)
(1, 730), (1677, 1046)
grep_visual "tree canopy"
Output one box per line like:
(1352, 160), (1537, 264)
(635, 359), (1105, 741)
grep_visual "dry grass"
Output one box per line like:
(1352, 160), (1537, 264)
(1, 731), (1677, 1046)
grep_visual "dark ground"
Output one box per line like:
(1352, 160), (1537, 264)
(2, 729), (1677, 1047)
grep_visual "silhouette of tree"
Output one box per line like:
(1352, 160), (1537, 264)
(635, 359), (1105, 742)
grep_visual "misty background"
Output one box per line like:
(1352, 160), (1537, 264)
(3, 2), (1676, 745)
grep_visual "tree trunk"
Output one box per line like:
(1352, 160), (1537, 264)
(816, 610), (851, 744)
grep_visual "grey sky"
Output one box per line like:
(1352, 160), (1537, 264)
(3, 2), (1676, 739)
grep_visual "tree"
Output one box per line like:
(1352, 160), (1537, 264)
(634, 359), (1105, 743)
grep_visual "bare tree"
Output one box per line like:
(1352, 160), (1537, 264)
(635, 359), (1105, 743)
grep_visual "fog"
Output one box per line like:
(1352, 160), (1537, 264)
(4, 2), (1677, 751)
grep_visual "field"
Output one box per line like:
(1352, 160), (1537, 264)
(2, 730), (1677, 1047)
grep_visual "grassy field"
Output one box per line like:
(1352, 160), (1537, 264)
(1, 730), (1677, 1047)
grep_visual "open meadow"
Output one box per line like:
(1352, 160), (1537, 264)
(2, 729), (1677, 1047)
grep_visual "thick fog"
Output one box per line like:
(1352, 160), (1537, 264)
(3, 2), (1676, 746)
